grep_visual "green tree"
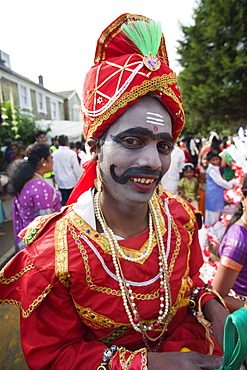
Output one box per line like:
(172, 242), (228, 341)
(0, 101), (37, 144)
(177, 0), (247, 136)
(0, 101), (41, 170)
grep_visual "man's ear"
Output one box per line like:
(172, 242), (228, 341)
(87, 139), (99, 161)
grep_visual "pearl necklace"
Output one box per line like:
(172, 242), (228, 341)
(34, 172), (43, 179)
(94, 191), (171, 343)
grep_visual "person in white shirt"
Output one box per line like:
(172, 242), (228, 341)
(53, 135), (82, 206)
(205, 150), (237, 226)
(161, 143), (185, 194)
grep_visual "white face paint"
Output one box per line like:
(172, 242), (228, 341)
(98, 95), (173, 208)
(146, 112), (165, 126)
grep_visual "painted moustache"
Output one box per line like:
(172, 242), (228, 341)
(110, 165), (162, 185)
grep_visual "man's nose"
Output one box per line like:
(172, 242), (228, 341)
(137, 144), (162, 170)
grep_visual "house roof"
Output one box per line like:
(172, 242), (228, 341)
(0, 63), (65, 99)
(56, 90), (78, 100)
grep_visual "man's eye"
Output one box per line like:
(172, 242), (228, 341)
(121, 137), (142, 146)
(158, 143), (173, 154)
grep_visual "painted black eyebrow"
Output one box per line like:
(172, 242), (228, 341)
(111, 127), (174, 143)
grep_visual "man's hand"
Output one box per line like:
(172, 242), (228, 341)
(203, 298), (229, 349)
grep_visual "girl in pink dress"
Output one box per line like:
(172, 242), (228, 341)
(8, 143), (61, 252)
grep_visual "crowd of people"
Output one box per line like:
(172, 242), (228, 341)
(0, 131), (87, 251)
(1, 13), (247, 370)
(161, 131), (241, 225)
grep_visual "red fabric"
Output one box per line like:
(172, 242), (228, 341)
(81, 14), (185, 142)
(66, 160), (96, 205)
(0, 193), (222, 369)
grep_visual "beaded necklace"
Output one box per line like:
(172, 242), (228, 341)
(93, 191), (171, 344)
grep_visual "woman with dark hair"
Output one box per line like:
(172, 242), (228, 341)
(8, 143), (61, 252)
(213, 174), (247, 313)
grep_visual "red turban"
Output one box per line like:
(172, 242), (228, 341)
(81, 13), (185, 141)
(67, 13), (185, 204)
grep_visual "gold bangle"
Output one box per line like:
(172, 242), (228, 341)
(244, 301), (247, 310)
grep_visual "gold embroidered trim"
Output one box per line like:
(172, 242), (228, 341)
(0, 264), (35, 284)
(0, 284), (53, 318)
(55, 216), (71, 287)
(22, 209), (65, 245)
(73, 299), (126, 329)
(68, 195), (166, 265)
(72, 295), (190, 332)
(87, 73), (180, 138)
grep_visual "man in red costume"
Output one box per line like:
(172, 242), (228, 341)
(1, 14), (228, 369)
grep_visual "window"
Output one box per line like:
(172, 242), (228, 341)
(37, 92), (43, 110)
(36, 92), (47, 113)
(21, 86), (28, 105)
(18, 84), (32, 110)
(50, 100), (58, 120)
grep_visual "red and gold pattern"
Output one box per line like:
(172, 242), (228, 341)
(81, 14), (185, 141)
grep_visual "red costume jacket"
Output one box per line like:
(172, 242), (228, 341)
(0, 191), (222, 369)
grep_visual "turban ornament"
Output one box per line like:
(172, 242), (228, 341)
(67, 14), (185, 204)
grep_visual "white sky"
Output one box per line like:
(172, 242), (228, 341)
(1, 0), (196, 97)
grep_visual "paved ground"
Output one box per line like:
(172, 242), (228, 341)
(0, 221), (28, 369)
(0, 220), (15, 269)
(0, 306), (29, 369)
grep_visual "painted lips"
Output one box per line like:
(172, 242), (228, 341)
(130, 177), (155, 184)
(129, 176), (158, 192)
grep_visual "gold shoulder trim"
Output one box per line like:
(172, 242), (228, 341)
(55, 216), (71, 287)
(22, 207), (69, 245)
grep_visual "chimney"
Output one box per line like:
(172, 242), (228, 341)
(38, 75), (43, 87)
(0, 51), (11, 69)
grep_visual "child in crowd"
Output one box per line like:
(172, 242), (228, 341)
(205, 150), (237, 226)
(178, 163), (199, 209)
(196, 153), (208, 219)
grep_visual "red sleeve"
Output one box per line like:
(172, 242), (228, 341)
(20, 279), (106, 369)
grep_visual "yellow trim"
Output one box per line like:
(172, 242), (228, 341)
(55, 217), (71, 287)
(0, 265), (35, 284)
(0, 284), (53, 318)
(73, 295), (190, 331)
